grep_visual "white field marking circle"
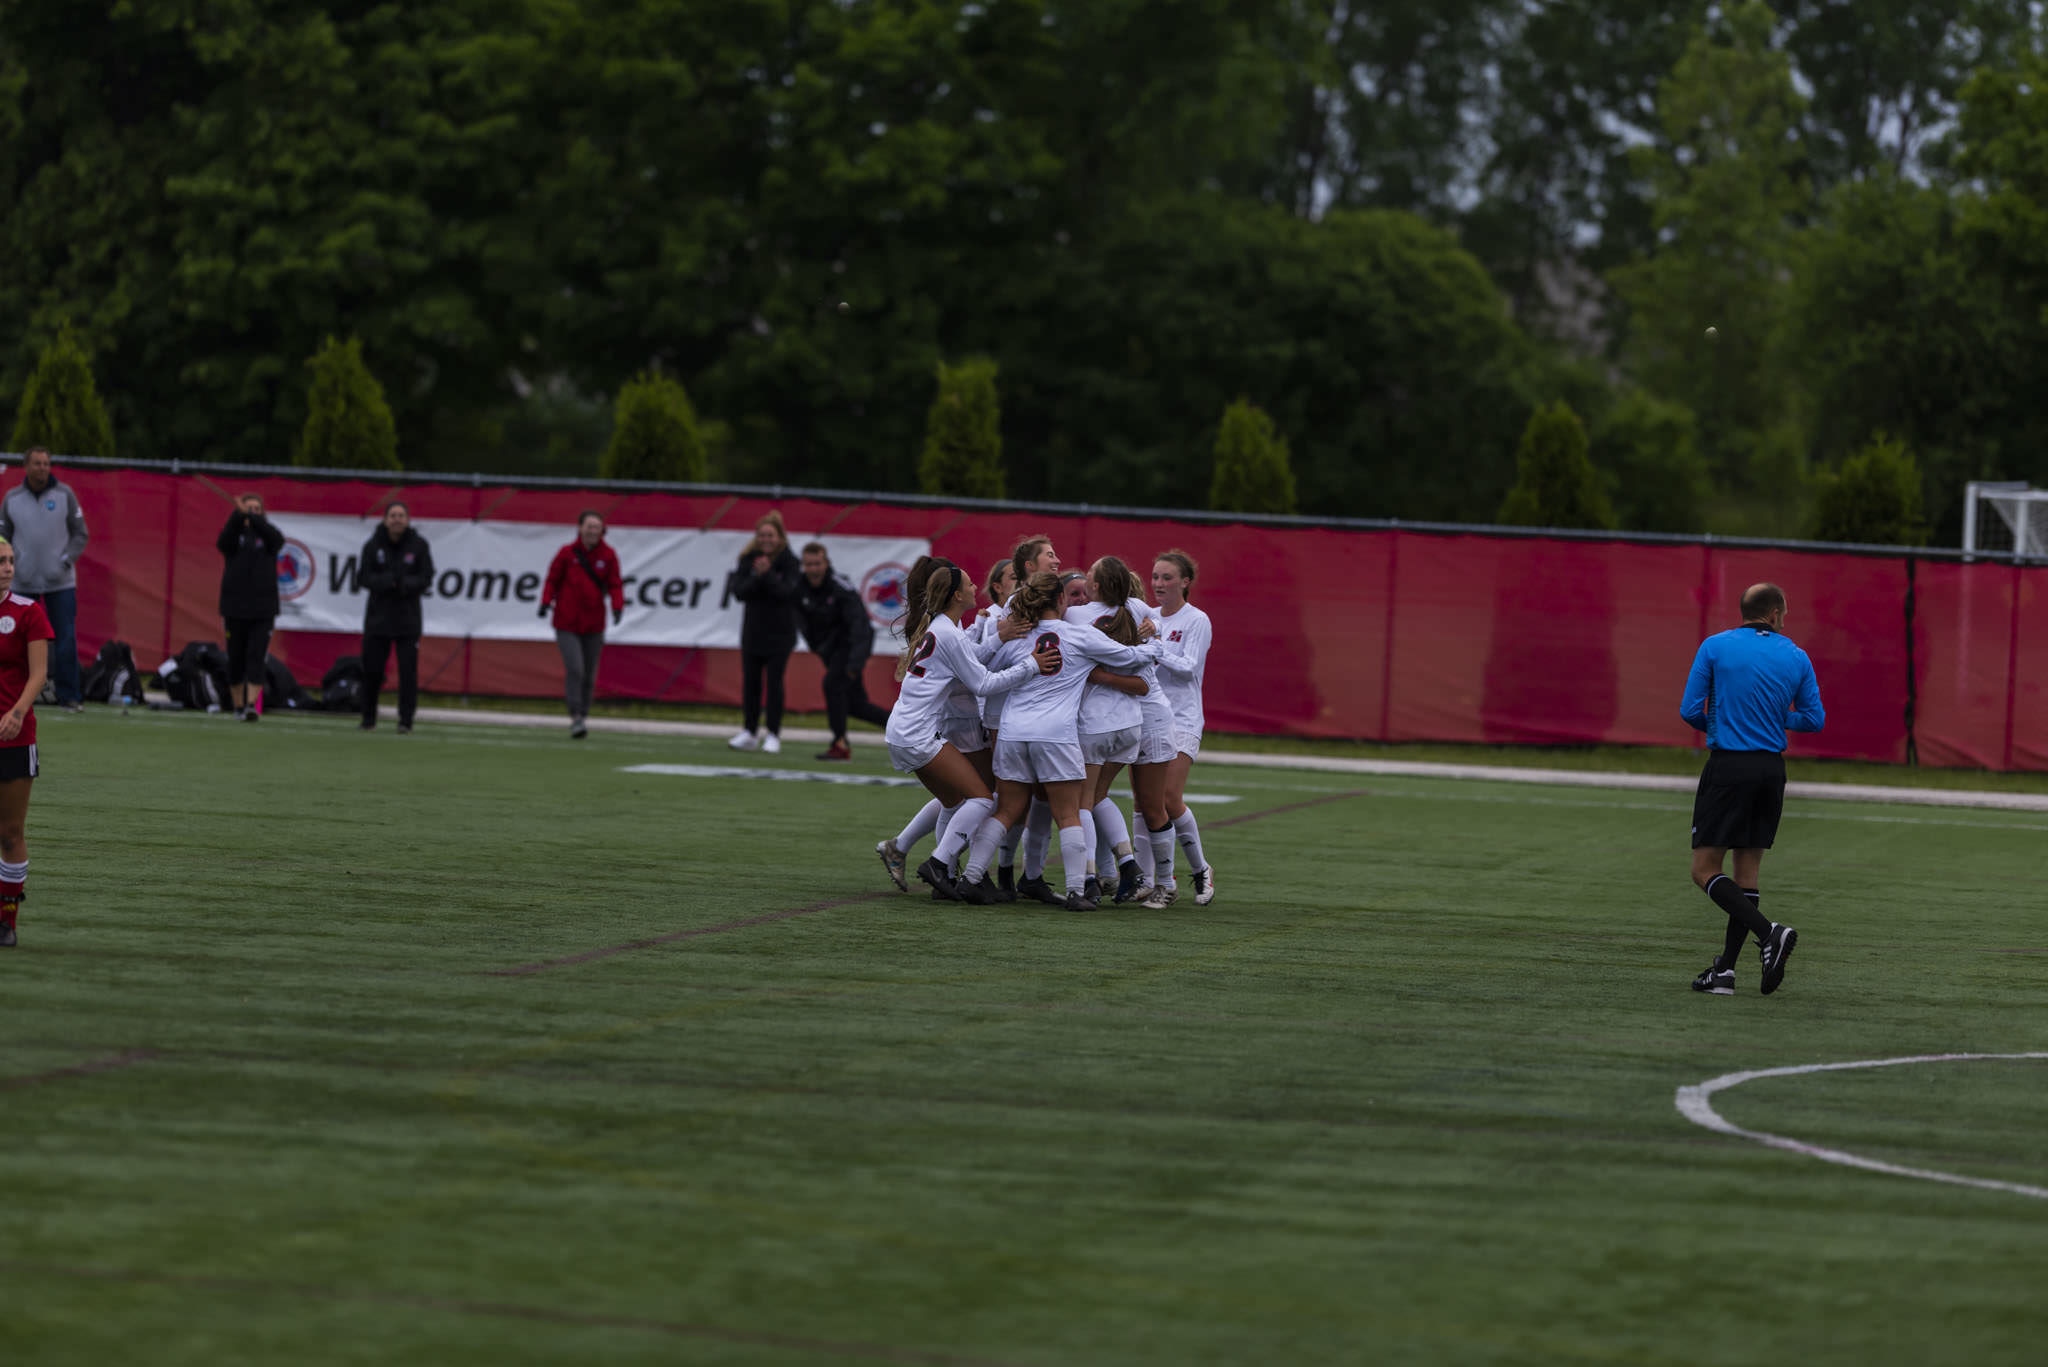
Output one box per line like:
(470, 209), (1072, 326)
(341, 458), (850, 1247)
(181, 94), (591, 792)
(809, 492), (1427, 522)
(1676, 1053), (2048, 1200)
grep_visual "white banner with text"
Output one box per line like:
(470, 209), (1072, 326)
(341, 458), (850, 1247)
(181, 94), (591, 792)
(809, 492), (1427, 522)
(271, 517), (928, 647)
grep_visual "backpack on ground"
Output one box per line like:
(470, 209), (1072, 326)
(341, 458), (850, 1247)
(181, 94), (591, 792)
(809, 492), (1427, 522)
(164, 640), (231, 712)
(261, 654), (308, 711)
(81, 639), (144, 704)
(319, 654), (365, 712)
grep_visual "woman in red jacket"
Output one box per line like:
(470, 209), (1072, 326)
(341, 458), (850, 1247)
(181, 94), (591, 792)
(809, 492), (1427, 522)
(539, 511), (626, 738)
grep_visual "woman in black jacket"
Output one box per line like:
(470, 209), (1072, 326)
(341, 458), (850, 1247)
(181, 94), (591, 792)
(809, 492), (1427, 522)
(216, 492), (285, 722)
(357, 501), (435, 735)
(725, 509), (801, 754)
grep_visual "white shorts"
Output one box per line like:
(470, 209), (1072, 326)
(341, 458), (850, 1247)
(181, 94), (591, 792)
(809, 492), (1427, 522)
(887, 737), (944, 773)
(1137, 711), (1178, 766)
(1174, 728), (1203, 762)
(944, 717), (989, 755)
(993, 737), (1086, 785)
(1080, 726), (1141, 767)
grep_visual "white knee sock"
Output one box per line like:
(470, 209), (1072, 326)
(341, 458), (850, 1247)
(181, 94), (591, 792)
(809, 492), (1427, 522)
(1150, 821), (1177, 887)
(962, 816), (1008, 884)
(1022, 798), (1053, 879)
(936, 797), (993, 868)
(1092, 800), (1132, 864)
(896, 799), (942, 852)
(1172, 809), (1209, 874)
(1132, 805), (1154, 882)
(1078, 809), (1097, 878)
(1057, 825), (1089, 895)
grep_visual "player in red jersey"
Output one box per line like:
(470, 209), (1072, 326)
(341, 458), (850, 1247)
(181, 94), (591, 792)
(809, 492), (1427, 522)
(0, 537), (54, 947)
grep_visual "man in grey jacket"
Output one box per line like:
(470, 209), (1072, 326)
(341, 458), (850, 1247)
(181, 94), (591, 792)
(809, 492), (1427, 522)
(0, 447), (90, 710)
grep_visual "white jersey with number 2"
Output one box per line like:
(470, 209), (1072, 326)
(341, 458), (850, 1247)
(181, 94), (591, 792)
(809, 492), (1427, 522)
(885, 615), (1038, 749)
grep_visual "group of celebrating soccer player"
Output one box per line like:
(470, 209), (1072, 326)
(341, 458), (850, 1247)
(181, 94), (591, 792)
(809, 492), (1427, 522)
(875, 534), (1214, 912)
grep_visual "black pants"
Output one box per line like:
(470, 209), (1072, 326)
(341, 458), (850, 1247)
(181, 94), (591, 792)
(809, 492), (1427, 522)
(823, 664), (889, 739)
(223, 616), (273, 689)
(741, 648), (792, 735)
(361, 633), (419, 727)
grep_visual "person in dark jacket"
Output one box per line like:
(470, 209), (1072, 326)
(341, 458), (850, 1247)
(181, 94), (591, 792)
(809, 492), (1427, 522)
(539, 510), (626, 739)
(215, 492), (285, 722)
(357, 501), (433, 734)
(725, 509), (801, 754)
(796, 541), (888, 761)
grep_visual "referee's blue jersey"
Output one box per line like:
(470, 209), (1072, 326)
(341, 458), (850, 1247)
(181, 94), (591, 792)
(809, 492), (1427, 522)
(1680, 625), (1825, 752)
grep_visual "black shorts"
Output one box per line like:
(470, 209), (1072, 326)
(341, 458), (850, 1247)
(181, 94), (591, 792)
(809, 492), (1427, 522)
(0, 743), (39, 781)
(1691, 749), (1785, 849)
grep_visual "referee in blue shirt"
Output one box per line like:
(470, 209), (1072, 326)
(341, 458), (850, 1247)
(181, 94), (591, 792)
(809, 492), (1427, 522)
(1679, 583), (1825, 997)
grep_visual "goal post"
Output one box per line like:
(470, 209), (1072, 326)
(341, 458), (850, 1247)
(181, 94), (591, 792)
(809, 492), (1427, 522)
(1963, 481), (2048, 561)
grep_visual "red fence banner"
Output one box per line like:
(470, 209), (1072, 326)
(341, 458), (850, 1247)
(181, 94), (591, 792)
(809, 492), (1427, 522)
(48, 465), (2048, 770)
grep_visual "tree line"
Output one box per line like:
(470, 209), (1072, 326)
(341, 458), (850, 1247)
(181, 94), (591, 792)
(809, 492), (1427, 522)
(4, 1), (2044, 543)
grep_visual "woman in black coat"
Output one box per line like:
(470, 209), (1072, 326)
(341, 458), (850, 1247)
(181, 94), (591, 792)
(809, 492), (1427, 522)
(216, 492), (285, 722)
(725, 509), (802, 754)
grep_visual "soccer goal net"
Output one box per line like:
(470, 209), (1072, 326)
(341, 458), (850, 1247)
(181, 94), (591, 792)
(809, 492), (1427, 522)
(1964, 481), (2048, 561)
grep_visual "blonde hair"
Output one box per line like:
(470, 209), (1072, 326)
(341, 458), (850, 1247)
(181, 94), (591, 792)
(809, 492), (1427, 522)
(897, 561), (966, 681)
(1011, 569), (1064, 625)
(750, 510), (788, 554)
(1088, 556), (1142, 645)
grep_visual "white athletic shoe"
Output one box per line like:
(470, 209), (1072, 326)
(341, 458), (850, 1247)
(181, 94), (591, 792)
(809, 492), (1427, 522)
(1143, 882), (1179, 909)
(1191, 867), (1215, 905)
(760, 732), (782, 755)
(728, 729), (758, 751)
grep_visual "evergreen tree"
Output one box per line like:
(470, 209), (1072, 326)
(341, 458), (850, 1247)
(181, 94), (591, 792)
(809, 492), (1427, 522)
(1497, 402), (1616, 530)
(600, 371), (706, 483)
(298, 337), (400, 470)
(1592, 390), (1710, 533)
(1805, 433), (1927, 545)
(1208, 399), (1297, 514)
(10, 321), (115, 458)
(918, 358), (1005, 500)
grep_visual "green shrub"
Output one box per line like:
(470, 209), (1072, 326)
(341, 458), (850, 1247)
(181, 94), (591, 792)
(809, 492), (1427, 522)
(1208, 399), (1297, 514)
(11, 321), (115, 458)
(601, 371), (706, 482)
(1592, 390), (1710, 533)
(918, 358), (1005, 500)
(299, 336), (400, 470)
(1497, 401), (1616, 530)
(1805, 433), (1926, 545)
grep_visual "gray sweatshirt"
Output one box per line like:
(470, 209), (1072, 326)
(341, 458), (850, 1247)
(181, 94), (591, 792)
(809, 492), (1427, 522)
(0, 477), (90, 594)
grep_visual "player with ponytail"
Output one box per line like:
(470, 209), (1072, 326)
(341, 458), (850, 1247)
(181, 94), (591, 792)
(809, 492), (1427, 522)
(1143, 548), (1216, 907)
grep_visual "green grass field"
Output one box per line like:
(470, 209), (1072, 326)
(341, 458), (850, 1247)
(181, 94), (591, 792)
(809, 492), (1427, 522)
(5, 709), (2046, 1366)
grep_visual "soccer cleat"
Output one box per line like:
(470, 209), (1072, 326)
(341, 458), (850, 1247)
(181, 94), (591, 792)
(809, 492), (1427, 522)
(1143, 882), (1179, 909)
(1017, 873), (1065, 907)
(876, 838), (908, 891)
(1064, 890), (1097, 912)
(728, 729), (758, 751)
(1691, 964), (1735, 995)
(1113, 859), (1141, 904)
(1191, 867), (1215, 906)
(1759, 923), (1798, 996)
(396, 723), (412, 735)
(1084, 875), (1103, 904)
(242, 707), (260, 723)
(957, 876), (998, 906)
(816, 740), (852, 761)
(996, 865), (1017, 901)
(760, 733), (782, 755)
(0, 897), (17, 948)
(570, 720), (588, 739)
(916, 856), (958, 901)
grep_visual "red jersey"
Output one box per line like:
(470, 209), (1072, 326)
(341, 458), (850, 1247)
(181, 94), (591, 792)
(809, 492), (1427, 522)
(0, 594), (54, 747)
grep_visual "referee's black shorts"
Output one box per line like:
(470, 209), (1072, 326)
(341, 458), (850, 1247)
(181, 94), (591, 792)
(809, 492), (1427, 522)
(1691, 749), (1786, 849)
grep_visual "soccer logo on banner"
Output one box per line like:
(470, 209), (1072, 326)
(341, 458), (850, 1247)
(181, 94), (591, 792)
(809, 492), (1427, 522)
(277, 539), (317, 602)
(862, 562), (911, 634)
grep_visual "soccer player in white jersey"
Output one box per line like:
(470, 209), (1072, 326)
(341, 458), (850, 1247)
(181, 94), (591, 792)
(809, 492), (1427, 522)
(1147, 549), (1215, 906)
(881, 561), (1043, 898)
(1063, 556), (1158, 904)
(953, 571), (1167, 910)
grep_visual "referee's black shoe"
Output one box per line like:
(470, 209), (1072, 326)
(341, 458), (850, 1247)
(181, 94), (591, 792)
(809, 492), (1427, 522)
(1759, 924), (1798, 996)
(1691, 963), (1735, 995)
(917, 856), (958, 901)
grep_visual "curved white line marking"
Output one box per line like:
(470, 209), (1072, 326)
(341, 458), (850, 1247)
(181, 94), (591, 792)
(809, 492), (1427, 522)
(1675, 1053), (2048, 1200)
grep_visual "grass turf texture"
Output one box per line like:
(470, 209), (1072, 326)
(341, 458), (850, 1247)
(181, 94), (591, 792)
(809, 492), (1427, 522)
(4, 710), (2047, 1366)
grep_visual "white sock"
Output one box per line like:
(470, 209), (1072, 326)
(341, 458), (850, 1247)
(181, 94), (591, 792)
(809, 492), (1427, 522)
(896, 799), (942, 853)
(936, 797), (993, 868)
(962, 816), (1008, 884)
(1022, 799), (1053, 879)
(1092, 800), (1131, 866)
(1131, 807), (1152, 882)
(1077, 810), (1097, 880)
(1150, 822), (1177, 888)
(998, 821), (1025, 870)
(1057, 825), (1089, 895)
(1172, 809), (1209, 874)
(933, 803), (957, 859)
(0, 857), (24, 887)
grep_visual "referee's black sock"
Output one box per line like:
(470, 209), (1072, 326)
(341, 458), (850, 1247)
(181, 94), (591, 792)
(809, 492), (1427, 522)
(1720, 890), (1759, 969)
(1704, 875), (1772, 943)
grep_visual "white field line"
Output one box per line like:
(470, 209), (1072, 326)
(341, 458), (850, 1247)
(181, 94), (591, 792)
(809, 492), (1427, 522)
(1675, 1054), (2048, 1201)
